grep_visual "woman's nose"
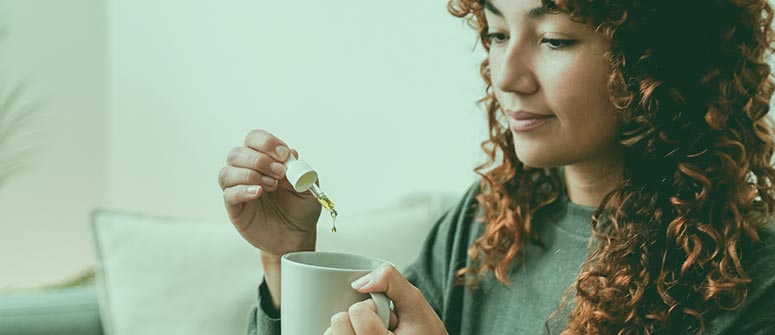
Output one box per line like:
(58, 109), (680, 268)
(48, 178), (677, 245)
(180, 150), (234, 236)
(492, 41), (539, 95)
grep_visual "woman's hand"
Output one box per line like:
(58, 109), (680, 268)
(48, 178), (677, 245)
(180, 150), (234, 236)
(324, 264), (448, 335)
(218, 129), (322, 258)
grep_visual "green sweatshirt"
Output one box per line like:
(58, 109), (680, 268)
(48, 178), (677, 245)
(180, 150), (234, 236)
(249, 183), (775, 334)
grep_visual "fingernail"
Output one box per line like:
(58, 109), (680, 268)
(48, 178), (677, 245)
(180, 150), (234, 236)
(275, 146), (289, 160)
(351, 274), (372, 290)
(246, 186), (259, 194)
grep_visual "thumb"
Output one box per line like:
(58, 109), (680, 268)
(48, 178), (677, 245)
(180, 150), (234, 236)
(351, 264), (425, 315)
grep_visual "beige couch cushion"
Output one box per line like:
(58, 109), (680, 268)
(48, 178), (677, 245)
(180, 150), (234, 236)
(315, 193), (450, 270)
(91, 194), (447, 335)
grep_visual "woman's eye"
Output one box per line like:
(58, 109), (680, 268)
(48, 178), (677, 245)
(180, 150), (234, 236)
(485, 32), (508, 44)
(541, 38), (576, 49)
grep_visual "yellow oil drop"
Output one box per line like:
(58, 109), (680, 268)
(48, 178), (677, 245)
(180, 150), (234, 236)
(314, 192), (338, 233)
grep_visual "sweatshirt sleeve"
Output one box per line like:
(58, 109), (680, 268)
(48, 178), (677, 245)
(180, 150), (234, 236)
(246, 279), (281, 335)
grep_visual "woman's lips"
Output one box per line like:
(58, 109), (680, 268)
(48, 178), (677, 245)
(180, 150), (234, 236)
(507, 110), (555, 132)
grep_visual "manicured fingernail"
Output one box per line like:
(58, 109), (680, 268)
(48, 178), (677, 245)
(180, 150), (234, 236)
(351, 274), (371, 289)
(275, 146), (289, 160)
(246, 186), (259, 194)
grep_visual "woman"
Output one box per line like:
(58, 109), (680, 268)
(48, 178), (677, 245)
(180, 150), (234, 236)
(218, 0), (775, 333)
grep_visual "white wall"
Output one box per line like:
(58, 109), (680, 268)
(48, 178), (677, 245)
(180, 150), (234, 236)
(0, 0), (106, 290)
(104, 0), (488, 219)
(0, 0), (487, 290)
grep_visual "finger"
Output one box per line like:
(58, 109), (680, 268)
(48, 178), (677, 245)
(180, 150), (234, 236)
(277, 177), (295, 191)
(222, 184), (261, 219)
(351, 264), (424, 315)
(243, 129), (291, 162)
(218, 166), (280, 192)
(226, 146), (263, 170)
(225, 146), (287, 181)
(329, 311), (356, 335)
(349, 299), (392, 335)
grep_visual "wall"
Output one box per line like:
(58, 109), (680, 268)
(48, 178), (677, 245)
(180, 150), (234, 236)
(104, 0), (489, 220)
(0, 0), (488, 290)
(0, 0), (106, 290)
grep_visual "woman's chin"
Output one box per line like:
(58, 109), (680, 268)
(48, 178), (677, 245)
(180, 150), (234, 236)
(514, 148), (563, 169)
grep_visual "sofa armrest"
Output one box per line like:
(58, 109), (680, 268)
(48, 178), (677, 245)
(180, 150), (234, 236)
(0, 285), (103, 335)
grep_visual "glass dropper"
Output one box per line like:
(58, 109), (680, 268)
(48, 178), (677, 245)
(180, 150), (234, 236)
(309, 184), (338, 232)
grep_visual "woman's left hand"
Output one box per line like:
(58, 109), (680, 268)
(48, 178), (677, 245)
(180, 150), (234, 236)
(323, 264), (447, 335)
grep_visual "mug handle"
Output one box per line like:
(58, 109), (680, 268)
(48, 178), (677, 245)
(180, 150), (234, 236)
(368, 292), (391, 329)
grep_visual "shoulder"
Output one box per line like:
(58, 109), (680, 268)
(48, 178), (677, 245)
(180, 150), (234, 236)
(732, 218), (775, 299)
(403, 180), (484, 292)
(755, 218), (775, 246)
(745, 218), (775, 263)
(738, 220), (775, 312)
(705, 222), (775, 334)
(745, 221), (775, 280)
(419, 180), (483, 250)
(433, 180), (483, 233)
(449, 180), (482, 218)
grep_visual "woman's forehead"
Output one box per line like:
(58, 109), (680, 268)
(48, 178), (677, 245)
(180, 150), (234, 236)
(483, 0), (576, 26)
(484, 0), (548, 19)
(484, 0), (595, 33)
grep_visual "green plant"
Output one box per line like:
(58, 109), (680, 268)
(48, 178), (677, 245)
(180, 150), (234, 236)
(0, 19), (40, 190)
(0, 83), (39, 190)
(43, 268), (96, 290)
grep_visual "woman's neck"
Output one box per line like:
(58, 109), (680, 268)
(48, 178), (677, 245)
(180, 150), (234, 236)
(563, 158), (625, 208)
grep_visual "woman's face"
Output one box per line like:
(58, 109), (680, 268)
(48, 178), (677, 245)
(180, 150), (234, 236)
(485, 0), (622, 169)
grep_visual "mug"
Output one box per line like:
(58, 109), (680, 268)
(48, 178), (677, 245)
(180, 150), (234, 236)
(280, 251), (392, 335)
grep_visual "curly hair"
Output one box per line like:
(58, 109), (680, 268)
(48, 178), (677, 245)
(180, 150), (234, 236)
(448, 0), (775, 334)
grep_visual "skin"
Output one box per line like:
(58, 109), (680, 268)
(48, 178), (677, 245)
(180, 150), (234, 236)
(324, 264), (445, 335)
(486, 0), (625, 206)
(219, 0), (628, 332)
(218, 130), (445, 334)
(218, 129), (321, 309)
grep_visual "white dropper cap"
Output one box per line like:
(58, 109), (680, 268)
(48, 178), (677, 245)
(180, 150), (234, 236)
(284, 155), (318, 193)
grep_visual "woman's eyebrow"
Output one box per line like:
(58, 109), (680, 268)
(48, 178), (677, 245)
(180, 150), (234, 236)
(483, 1), (548, 20)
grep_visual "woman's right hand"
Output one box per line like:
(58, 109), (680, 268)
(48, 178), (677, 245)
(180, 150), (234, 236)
(218, 129), (322, 260)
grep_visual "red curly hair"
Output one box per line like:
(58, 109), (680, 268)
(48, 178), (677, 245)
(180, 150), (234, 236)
(449, 0), (775, 333)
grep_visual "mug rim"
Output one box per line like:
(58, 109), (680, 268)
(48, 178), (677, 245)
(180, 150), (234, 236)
(282, 251), (393, 272)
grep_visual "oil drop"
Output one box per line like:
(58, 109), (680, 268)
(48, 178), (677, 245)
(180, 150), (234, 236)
(310, 184), (338, 233)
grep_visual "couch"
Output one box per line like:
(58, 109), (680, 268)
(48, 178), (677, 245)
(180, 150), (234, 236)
(0, 192), (456, 334)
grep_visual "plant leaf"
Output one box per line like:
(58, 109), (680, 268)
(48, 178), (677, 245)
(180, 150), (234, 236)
(0, 83), (40, 189)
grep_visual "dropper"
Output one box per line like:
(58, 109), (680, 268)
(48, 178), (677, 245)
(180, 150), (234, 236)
(309, 184), (338, 232)
(283, 154), (339, 232)
(309, 184), (338, 217)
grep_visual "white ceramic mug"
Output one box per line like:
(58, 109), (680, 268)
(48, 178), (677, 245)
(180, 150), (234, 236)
(280, 251), (392, 335)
